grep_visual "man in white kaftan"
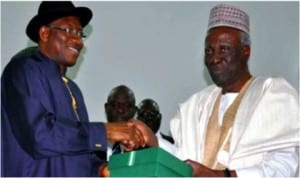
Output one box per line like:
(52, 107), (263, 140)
(170, 77), (299, 177)
(166, 4), (299, 177)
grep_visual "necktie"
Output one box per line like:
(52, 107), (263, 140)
(61, 76), (80, 121)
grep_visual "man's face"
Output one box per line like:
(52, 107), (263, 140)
(204, 27), (249, 89)
(105, 89), (136, 123)
(42, 16), (84, 68)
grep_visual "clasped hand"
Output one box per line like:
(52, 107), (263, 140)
(101, 119), (158, 177)
(105, 119), (158, 151)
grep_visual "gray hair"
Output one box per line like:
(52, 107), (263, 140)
(241, 31), (251, 46)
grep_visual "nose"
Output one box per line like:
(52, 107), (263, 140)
(116, 104), (127, 114)
(211, 56), (221, 64)
(70, 34), (83, 42)
(206, 53), (222, 65)
(70, 36), (84, 50)
(117, 108), (125, 113)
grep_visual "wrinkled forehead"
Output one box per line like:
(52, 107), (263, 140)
(205, 27), (242, 43)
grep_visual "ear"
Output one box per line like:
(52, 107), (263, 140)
(243, 45), (251, 59)
(157, 113), (162, 121)
(39, 25), (50, 42)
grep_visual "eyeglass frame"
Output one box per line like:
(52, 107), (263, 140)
(46, 25), (86, 39)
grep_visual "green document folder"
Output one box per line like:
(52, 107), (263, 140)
(108, 147), (192, 177)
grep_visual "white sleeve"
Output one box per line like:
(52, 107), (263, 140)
(236, 147), (299, 177)
(157, 134), (176, 155)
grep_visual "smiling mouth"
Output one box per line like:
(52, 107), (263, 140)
(212, 69), (223, 73)
(68, 46), (80, 54)
(209, 66), (223, 74)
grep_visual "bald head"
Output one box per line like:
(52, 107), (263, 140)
(105, 85), (136, 123)
(137, 98), (161, 134)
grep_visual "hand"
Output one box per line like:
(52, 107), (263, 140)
(98, 162), (110, 177)
(185, 159), (236, 177)
(129, 119), (158, 147)
(105, 122), (145, 151)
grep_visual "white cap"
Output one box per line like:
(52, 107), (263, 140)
(208, 4), (250, 34)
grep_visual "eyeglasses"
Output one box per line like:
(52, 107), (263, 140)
(47, 25), (86, 39)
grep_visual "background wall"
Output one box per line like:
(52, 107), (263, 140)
(1, 2), (299, 134)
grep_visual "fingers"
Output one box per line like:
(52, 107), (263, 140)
(102, 166), (110, 177)
(184, 159), (203, 177)
(133, 124), (146, 148)
(129, 119), (158, 147)
(124, 123), (145, 150)
(98, 163), (110, 177)
(184, 160), (220, 177)
(105, 122), (146, 150)
(105, 119), (158, 151)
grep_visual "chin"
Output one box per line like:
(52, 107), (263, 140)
(65, 61), (77, 67)
(211, 77), (229, 88)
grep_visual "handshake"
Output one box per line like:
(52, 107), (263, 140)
(105, 119), (158, 151)
(100, 119), (158, 177)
